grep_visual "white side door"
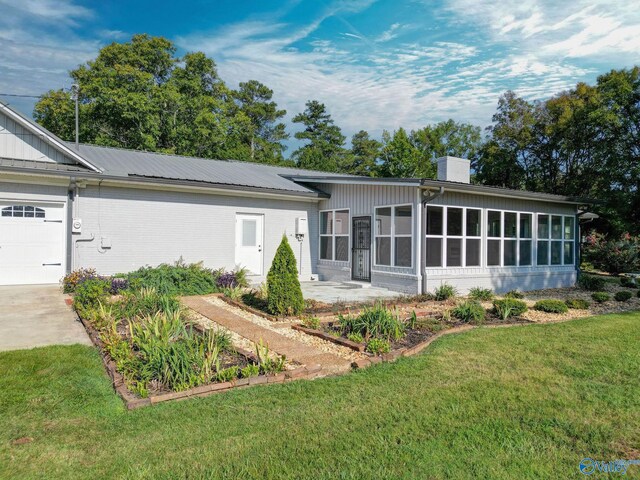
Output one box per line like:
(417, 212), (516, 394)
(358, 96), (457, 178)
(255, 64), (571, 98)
(235, 214), (264, 275)
(0, 203), (65, 285)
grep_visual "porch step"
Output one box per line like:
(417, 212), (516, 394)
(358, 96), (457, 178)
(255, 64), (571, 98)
(342, 281), (373, 289)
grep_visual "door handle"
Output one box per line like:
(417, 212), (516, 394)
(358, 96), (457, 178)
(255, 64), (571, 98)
(42, 263), (62, 266)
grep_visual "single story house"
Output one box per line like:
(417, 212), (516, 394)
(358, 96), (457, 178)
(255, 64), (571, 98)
(0, 101), (587, 294)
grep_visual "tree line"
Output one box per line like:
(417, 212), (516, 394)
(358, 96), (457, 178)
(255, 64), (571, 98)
(35, 35), (639, 236)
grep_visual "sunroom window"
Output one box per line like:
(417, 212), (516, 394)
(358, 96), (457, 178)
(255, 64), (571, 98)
(375, 205), (413, 267)
(487, 211), (533, 267)
(426, 206), (481, 268)
(537, 215), (574, 266)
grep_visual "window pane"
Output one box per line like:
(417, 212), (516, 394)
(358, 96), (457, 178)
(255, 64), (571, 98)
(487, 239), (500, 266)
(465, 239), (481, 266)
(466, 209), (481, 237)
(564, 217), (574, 239)
(488, 211), (501, 237)
(446, 238), (462, 267)
(426, 238), (442, 267)
(504, 239), (517, 266)
(335, 236), (349, 261)
(551, 216), (563, 239)
(447, 208), (463, 236)
(394, 206), (412, 235)
(537, 241), (549, 265)
(376, 208), (392, 236)
(395, 237), (412, 267)
(35, 208), (45, 218)
(375, 237), (391, 265)
(320, 236), (332, 260)
(334, 210), (349, 235)
(13, 206), (23, 217)
(426, 206), (443, 235)
(551, 241), (562, 265)
(564, 241), (574, 265)
(520, 240), (532, 266)
(242, 220), (256, 246)
(538, 215), (549, 238)
(24, 206), (34, 218)
(1, 207), (11, 217)
(520, 214), (532, 238)
(504, 212), (517, 238)
(320, 211), (332, 235)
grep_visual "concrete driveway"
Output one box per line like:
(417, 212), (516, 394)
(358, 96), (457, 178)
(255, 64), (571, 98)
(0, 285), (92, 351)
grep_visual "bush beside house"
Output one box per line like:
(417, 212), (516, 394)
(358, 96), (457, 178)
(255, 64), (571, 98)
(266, 235), (304, 316)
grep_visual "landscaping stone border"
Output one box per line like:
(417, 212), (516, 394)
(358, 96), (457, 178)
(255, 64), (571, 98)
(77, 313), (323, 410)
(291, 324), (365, 352)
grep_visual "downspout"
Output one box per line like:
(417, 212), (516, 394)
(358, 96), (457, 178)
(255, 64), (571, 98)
(66, 177), (76, 274)
(420, 186), (445, 294)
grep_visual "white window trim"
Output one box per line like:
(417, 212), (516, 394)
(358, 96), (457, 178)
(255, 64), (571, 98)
(374, 203), (414, 268)
(426, 206), (483, 268)
(536, 214), (575, 267)
(319, 208), (350, 263)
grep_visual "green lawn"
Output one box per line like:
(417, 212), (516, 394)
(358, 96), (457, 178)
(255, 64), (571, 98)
(1, 313), (639, 479)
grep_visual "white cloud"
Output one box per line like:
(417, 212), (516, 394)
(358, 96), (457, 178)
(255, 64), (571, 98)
(376, 23), (402, 42)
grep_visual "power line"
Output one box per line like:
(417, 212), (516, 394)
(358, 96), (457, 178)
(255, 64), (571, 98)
(0, 93), (43, 98)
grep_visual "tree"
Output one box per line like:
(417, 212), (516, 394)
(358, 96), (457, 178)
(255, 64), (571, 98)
(233, 80), (289, 164)
(411, 120), (482, 163)
(345, 130), (381, 176)
(378, 128), (426, 177)
(266, 235), (304, 316)
(291, 100), (347, 172)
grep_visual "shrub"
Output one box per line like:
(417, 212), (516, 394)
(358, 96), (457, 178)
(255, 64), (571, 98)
(565, 298), (590, 309)
(113, 288), (181, 320)
(504, 290), (524, 299)
(468, 287), (494, 301)
(591, 292), (610, 303)
(109, 277), (129, 295)
(62, 268), (100, 293)
(434, 283), (457, 301)
(124, 260), (219, 296)
(533, 299), (569, 314)
(73, 277), (111, 310)
(493, 298), (528, 320)
(638, 290), (640, 298)
(452, 301), (486, 324)
(347, 332), (364, 343)
(266, 236), (304, 316)
(222, 286), (243, 301)
(620, 277), (638, 289)
(578, 275), (606, 291)
(216, 268), (248, 289)
(365, 338), (390, 355)
(583, 231), (640, 275)
(301, 315), (320, 330)
(339, 303), (405, 341)
(614, 290), (633, 302)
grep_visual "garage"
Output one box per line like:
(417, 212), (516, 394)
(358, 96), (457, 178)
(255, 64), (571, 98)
(0, 202), (66, 285)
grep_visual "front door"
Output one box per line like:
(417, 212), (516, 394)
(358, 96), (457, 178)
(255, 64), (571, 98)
(351, 216), (371, 281)
(235, 214), (264, 275)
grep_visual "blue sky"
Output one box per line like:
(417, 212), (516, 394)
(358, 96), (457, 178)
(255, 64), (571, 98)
(1, 0), (639, 144)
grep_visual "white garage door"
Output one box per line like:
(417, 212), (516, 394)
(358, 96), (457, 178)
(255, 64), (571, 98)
(0, 202), (65, 285)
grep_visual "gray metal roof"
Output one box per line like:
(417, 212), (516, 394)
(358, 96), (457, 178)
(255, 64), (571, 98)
(66, 143), (356, 195)
(0, 157), (90, 173)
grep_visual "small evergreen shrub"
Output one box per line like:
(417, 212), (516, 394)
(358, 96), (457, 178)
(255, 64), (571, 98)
(434, 283), (457, 301)
(266, 235), (304, 316)
(614, 290), (633, 302)
(452, 301), (486, 324)
(468, 287), (494, 301)
(493, 298), (528, 319)
(620, 277), (638, 289)
(504, 290), (524, 299)
(591, 292), (610, 303)
(533, 299), (569, 314)
(565, 298), (590, 309)
(578, 275), (606, 291)
(366, 338), (390, 355)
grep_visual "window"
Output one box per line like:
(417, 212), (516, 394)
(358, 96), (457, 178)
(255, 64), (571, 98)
(487, 210), (533, 267)
(426, 206), (481, 268)
(375, 205), (412, 267)
(487, 210), (501, 266)
(1, 206), (45, 218)
(537, 214), (574, 266)
(320, 209), (349, 261)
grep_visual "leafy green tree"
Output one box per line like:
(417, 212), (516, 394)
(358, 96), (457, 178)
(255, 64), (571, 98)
(292, 100), (347, 172)
(345, 130), (381, 176)
(266, 235), (304, 316)
(233, 80), (289, 164)
(411, 120), (482, 163)
(378, 128), (427, 177)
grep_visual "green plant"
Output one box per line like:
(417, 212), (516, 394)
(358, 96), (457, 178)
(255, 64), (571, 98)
(577, 274), (606, 291)
(346, 332), (364, 343)
(113, 288), (181, 320)
(222, 286), (243, 301)
(614, 290), (633, 302)
(591, 292), (610, 303)
(468, 287), (494, 301)
(255, 340), (286, 374)
(61, 267), (99, 293)
(301, 315), (320, 330)
(407, 311), (418, 329)
(493, 298), (528, 320)
(504, 290), (524, 299)
(216, 366), (239, 382)
(124, 259), (220, 296)
(73, 277), (111, 310)
(583, 231), (640, 275)
(366, 338), (390, 355)
(434, 283), (457, 301)
(620, 277), (638, 288)
(338, 303), (405, 341)
(240, 363), (260, 378)
(533, 299), (569, 314)
(266, 236), (304, 316)
(637, 290), (640, 298)
(452, 301), (486, 324)
(565, 298), (590, 309)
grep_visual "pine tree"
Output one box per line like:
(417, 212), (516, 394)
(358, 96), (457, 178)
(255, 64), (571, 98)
(267, 235), (304, 316)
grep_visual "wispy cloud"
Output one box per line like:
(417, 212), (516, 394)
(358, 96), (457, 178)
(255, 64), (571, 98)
(376, 22), (402, 42)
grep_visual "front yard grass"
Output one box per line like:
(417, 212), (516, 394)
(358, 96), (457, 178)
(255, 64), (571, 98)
(1, 312), (639, 479)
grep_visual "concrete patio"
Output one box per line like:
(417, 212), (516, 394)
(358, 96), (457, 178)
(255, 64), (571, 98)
(0, 285), (92, 351)
(300, 281), (403, 304)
